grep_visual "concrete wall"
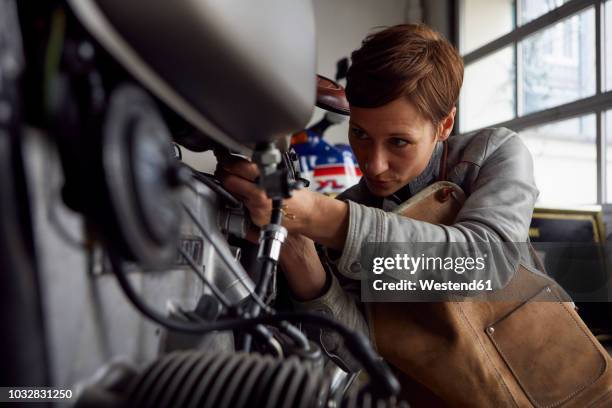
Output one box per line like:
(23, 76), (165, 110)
(311, 0), (411, 146)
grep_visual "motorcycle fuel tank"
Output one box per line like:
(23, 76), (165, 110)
(68, 0), (317, 154)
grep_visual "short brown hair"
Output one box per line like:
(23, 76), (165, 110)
(346, 24), (464, 125)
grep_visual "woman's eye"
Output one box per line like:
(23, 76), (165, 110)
(390, 138), (410, 147)
(350, 128), (367, 140)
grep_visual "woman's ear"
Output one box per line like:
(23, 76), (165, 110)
(437, 107), (456, 142)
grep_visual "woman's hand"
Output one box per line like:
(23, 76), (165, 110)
(215, 152), (350, 250)
(216, 155), (337, 300)
(215, 153), (315, 232)
(279, 234), (328, 301)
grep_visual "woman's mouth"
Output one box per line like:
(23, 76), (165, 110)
(365, 177), (394, 188)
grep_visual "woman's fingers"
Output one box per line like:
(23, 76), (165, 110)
(218, 170), (272, 227)
(216, 153), (260, 182)
(219, 171), (266, 203)
(245, 225), (260, 244)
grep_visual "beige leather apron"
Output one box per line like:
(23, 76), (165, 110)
(367, 142), (612, 407)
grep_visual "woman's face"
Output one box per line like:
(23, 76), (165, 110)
(349, 97), (454, 197)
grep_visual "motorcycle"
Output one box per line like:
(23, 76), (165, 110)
(0, 1), (404, 406)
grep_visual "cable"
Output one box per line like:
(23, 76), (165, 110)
(240, 328), (253, 352)
(183, 203), (294, 351)
(243, 198), (284, 351)
(179, 246), (294, 354)
(180, 235), (284, 354)
(280, 321), (309, 351)
(182, 196), (308, 351)
(254, 261), (275, 305)
(252, 199), (283, 303)
(177, 246), (232, 309)
(181, 167), (271, 313)
(183, 164), (241, 208)
(108, 252), (400, 398)
(181, 202), (272, 314)
(270, 198), (282, 225)
(107, 161), (396, 394)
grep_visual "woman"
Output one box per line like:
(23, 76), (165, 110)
(220, 23), (535, 321)
(218, 24), (610, 407)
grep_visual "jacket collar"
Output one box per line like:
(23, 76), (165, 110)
(405, 141), (443, 196)
(355, 141), (443, 209)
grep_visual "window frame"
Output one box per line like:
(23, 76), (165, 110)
(458, 0), (612, 204)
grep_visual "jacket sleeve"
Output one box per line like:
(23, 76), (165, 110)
(336, 133), (539, 279)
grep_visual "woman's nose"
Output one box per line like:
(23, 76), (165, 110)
(365, 147), (389, 176)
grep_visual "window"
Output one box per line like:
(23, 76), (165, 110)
(521, 115), (596, 205)
(459, 0), (612, 205)
(460, 47), (515, 132)
(460, 0), (514, 54)
(520, 8), (595, 114)
(520, 0), (570, 25)
(606, 0), (612, 91)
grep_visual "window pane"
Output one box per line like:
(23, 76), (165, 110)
(520, 0), (569, 25)
(520, 8), (596, 115)
(461, 0), (514, 54)
(520, 115), (597, 206)
(606, 0), (612, 91)
(460, 47), (515, 133)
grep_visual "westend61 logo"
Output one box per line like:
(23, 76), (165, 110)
(372, 253), (487, 275)
(369, 253), (493, 293)
(359, 242), (523, 301)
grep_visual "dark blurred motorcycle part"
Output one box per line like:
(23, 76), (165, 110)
(315, 74), (350, 116)
(339, 391), (410, 408)
(67, 0), (317, 153)
(75, 351), (408, 408)
(162, 106), (223, 153)
(281, 337), (323, 367)
(77, 351), (328, 408)
(219, 207), (249, 239)
(51, 71), (183, 267)
(194, 294), (223, 322)
(99, 84), (182, 267)
(17, 3), (401, 401)
(172, 142), (182, 160)
(74, 359), (138, 408)
(41, 8), (184, 268)
(0, 0), (50, 388)
(108, 248), (401, 399)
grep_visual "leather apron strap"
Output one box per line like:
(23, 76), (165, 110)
(437, 141), (448, 183)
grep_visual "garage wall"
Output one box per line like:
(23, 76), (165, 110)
(310, 0), (412, 146)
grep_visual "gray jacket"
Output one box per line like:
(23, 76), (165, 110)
(293, 127), (539, 371)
